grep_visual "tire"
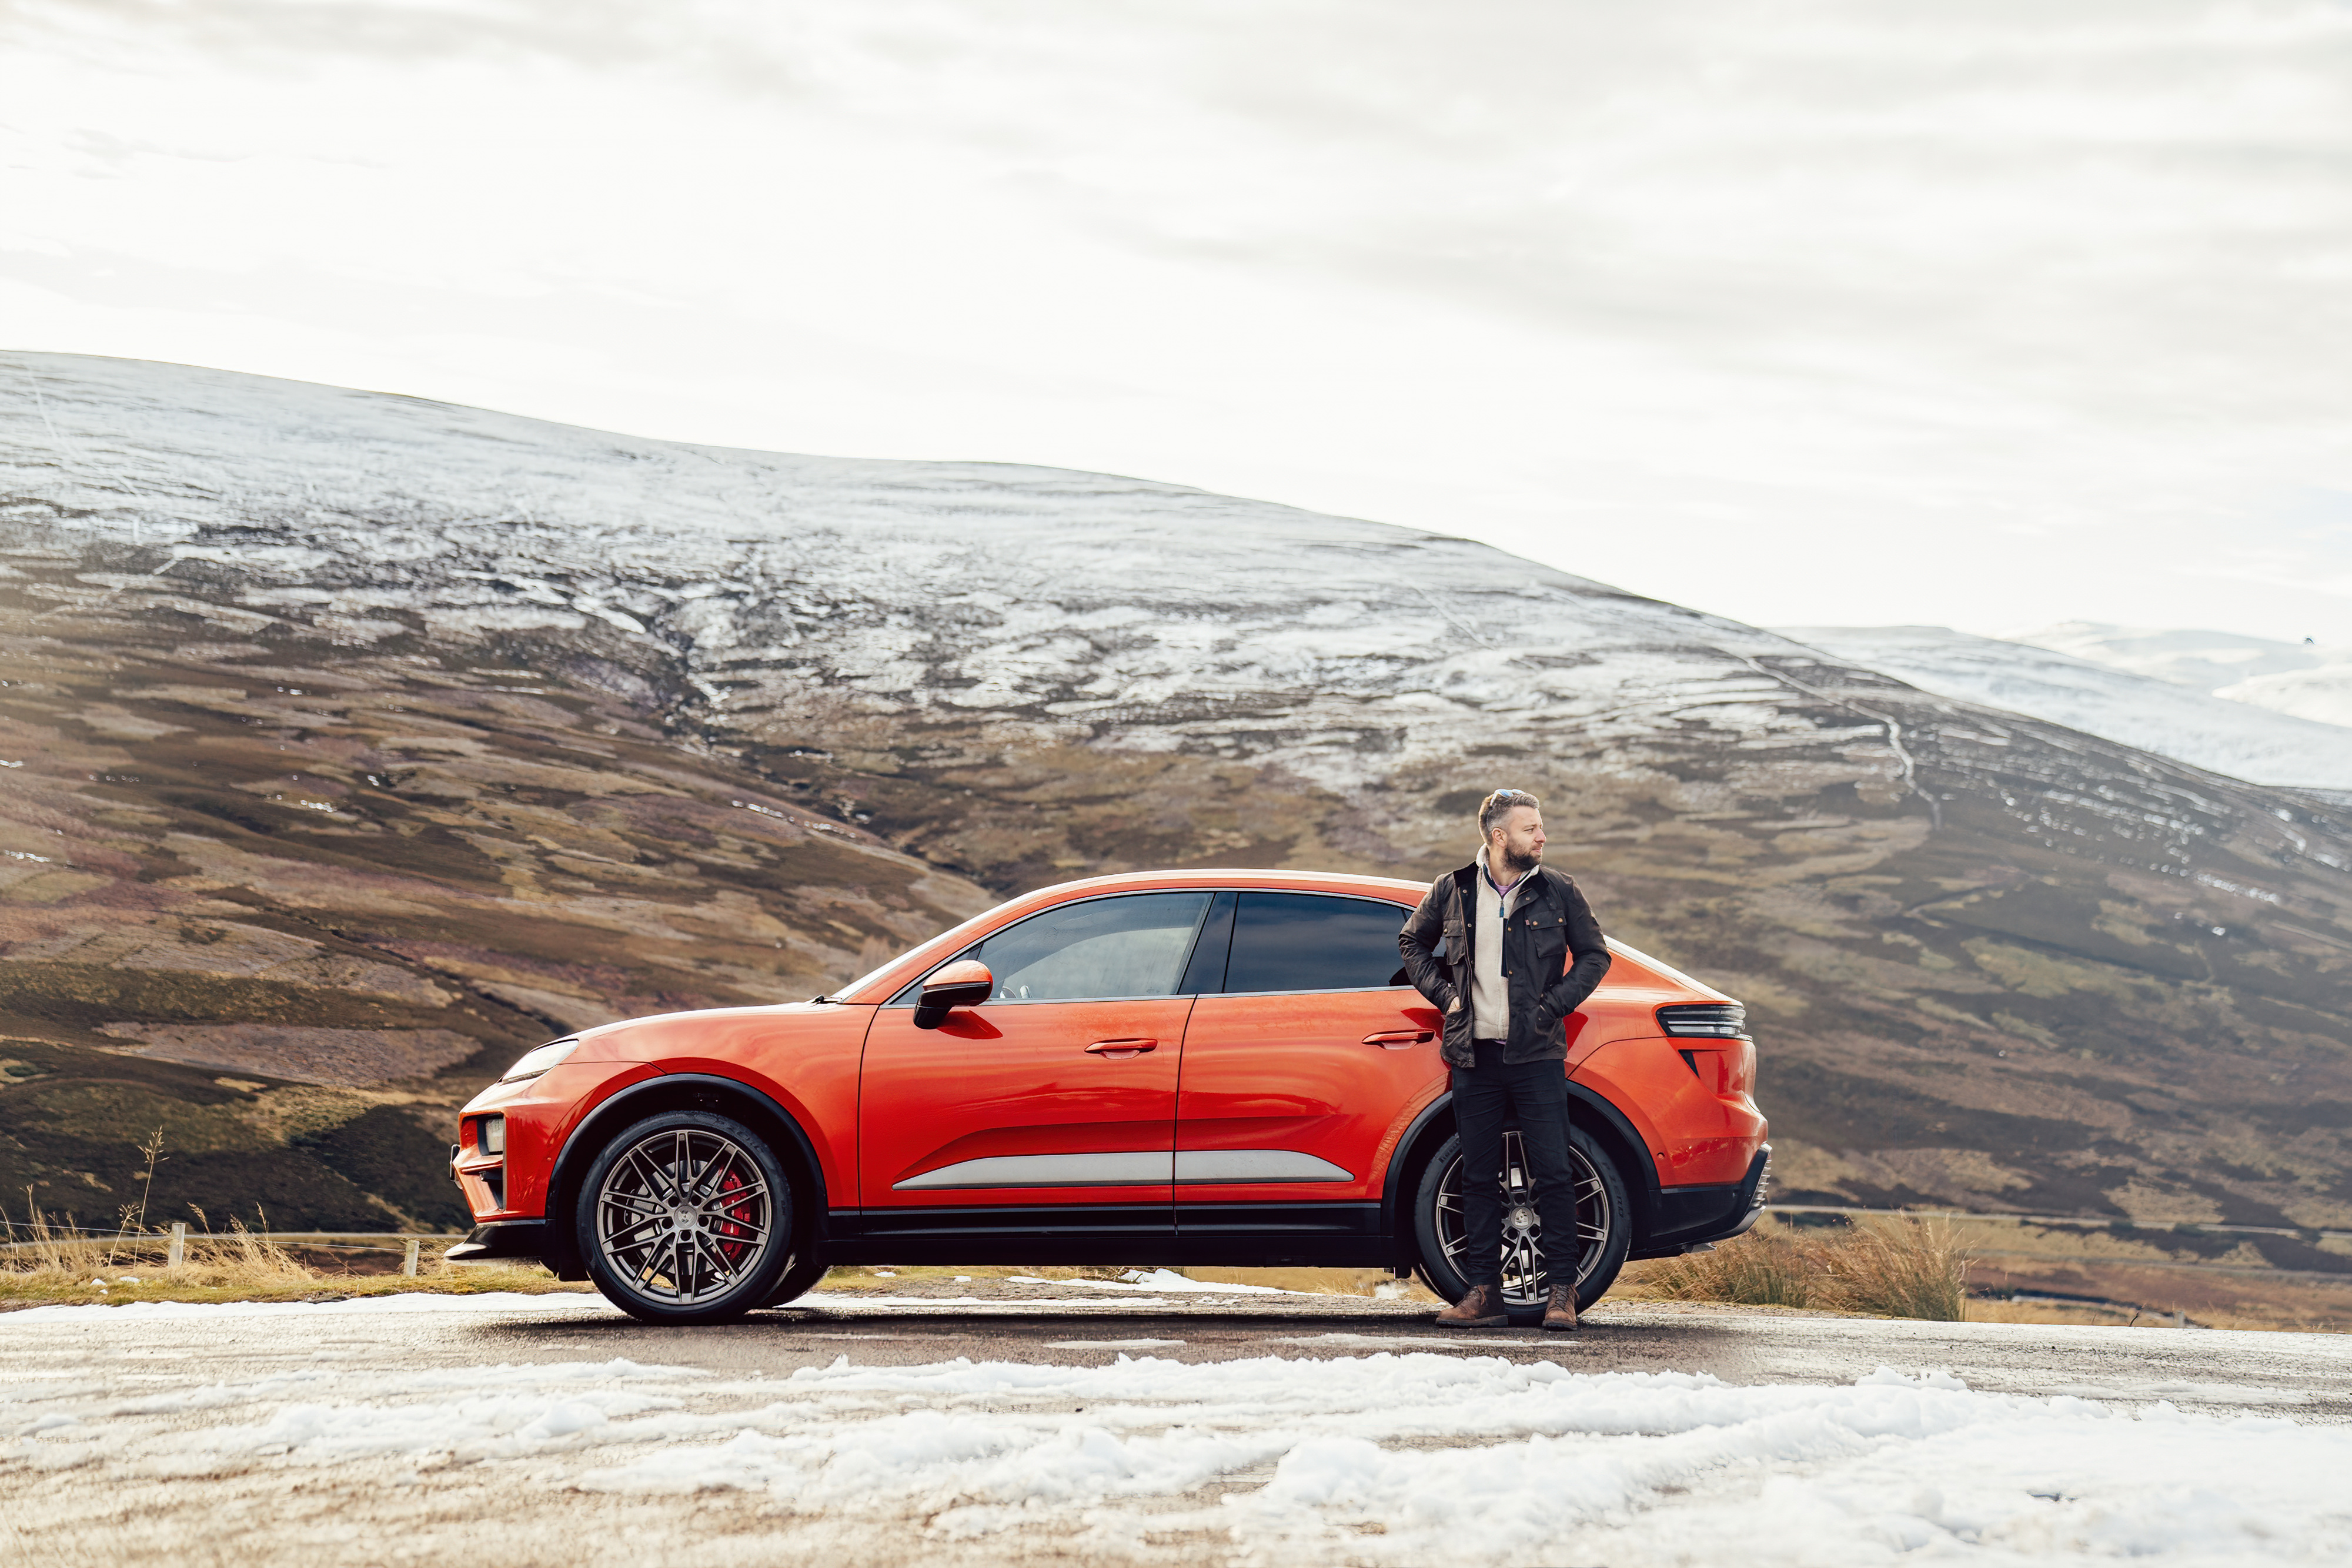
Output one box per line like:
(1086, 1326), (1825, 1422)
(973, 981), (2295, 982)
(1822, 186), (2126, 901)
(1412, 1120), (1632, 1326)
(762, 1248), (830, 1308)
(575, 1110), (795, 1325)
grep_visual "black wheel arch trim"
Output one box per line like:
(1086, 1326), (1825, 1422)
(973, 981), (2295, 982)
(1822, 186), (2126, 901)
(543, 1072), (832, 1279)
(1377, 1093), (1458, 1253)
(1377, 1080), (1663, 1262)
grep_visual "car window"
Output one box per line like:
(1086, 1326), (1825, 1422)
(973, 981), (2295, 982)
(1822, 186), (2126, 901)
(1223, 892), (1412, 994)
(956, 891), (1216, 1003)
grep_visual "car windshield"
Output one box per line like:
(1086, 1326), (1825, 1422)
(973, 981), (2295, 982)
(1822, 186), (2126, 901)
(826, 916), (995, 1001)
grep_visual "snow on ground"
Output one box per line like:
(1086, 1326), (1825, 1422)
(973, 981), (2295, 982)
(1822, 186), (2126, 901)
(1, 1290), (619, 1323)
(6, 1328), (2346, 1563)
(1780, 624), (2352, 790)
(0, 1283), (1320, 1322)
(1011, 1269), (1291, 1295)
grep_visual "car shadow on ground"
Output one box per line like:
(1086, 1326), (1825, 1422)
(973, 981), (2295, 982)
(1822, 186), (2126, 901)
(460, 1305), (1766, 1375)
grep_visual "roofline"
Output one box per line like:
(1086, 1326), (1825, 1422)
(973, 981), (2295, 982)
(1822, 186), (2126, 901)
(1007, 867), (1432, 900)
(834, 867), (1427, 1003)
(830, 864), (1733, 1009)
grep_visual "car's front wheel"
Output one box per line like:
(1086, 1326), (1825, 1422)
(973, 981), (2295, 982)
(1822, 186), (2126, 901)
(762, 1248), (830, 1308)
(1412, 1121), (1632, 1325)
(576, 1110), (794, 1324)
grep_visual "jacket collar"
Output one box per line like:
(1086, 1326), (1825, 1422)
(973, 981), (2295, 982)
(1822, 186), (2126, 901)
(1456, 858), (1553, 905)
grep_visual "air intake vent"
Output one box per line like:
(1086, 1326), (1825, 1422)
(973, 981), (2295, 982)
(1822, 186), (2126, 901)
(1658, 1002), (1748, 1039)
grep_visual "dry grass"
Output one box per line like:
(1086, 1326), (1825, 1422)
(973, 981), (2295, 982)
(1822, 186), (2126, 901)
(0, 1199), (589, 1309)
(1626, 1213), (1972, 1320)
(1633, 1224), (1821, 1307)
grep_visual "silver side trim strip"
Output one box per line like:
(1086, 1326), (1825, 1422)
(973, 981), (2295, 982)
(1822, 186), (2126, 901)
(893, 1152), (1172, 1190)
(1175, 1149), (1353, 1183)
(893, 1148), (1357, 1190)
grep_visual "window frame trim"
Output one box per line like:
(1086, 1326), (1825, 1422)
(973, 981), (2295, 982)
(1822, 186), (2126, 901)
(1216, 889), (1423, 998)
(881, 888), (1223, 1008)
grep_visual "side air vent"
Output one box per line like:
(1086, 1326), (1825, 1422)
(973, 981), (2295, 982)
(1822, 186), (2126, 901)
(1657, 1002), (1749, 1039)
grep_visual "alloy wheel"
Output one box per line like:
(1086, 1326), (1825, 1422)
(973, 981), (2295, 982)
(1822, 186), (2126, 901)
(594, 1125), (776, 1307)
(1431, 1129), (1613, 1313)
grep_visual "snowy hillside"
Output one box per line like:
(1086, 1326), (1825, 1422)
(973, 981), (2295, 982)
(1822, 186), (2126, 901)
(0, 352), (1842, 794)
(2017, 623), (2352, 731)
(1776, 626), (2352, 791)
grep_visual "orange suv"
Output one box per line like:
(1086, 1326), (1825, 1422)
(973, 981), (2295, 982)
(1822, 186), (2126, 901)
(449, 870), (1770, 1325)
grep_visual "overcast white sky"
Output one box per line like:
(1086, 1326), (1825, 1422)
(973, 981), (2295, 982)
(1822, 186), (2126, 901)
(4, 0), (2349, 640)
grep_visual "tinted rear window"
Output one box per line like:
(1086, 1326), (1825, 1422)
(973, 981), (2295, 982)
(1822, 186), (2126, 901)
(1223, 892), (1409, 994)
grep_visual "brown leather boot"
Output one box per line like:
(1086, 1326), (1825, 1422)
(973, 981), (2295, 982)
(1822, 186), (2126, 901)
(1435, 1283), (1508, 1328)
(1542, 1281), (1579, 1332)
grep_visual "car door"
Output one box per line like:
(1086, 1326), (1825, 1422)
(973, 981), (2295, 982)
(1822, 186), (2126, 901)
(857, 890), (1217, 1226)
(1175, 891), (1445, 1218)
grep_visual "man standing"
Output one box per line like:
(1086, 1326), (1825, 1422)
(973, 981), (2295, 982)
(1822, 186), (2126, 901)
(1397, 788), (1611, 1330)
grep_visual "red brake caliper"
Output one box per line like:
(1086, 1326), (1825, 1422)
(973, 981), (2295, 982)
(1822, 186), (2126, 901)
(713, 1168), (751, 1265)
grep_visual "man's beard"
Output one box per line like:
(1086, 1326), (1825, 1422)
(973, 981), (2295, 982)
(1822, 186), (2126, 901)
(1501, 842), (1542, 876)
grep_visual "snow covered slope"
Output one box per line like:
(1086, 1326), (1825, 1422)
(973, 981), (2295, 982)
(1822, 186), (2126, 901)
(2017, 622), (2352, 730)
(1776, 626), (2352, 791)
(0, 353), (1837, 793)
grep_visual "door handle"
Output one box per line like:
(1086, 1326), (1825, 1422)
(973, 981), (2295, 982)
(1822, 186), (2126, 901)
(1364, 1030), (1434, 1049)
(1085, 1038), (1158, 1057)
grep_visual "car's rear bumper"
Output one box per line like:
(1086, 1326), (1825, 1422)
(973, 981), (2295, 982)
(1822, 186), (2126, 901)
(444, 1218), (550, 1265)
(1629, 1142), (1771, 1259)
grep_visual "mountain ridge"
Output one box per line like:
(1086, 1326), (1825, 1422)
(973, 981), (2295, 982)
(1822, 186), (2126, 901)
(1778, 624), (2352, 793)
(2016, 622), (2352, 731)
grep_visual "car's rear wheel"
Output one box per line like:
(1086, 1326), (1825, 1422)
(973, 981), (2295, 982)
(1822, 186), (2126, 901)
(1412, 1121), (1632, 1325)
(576, 1111), (794, 1324)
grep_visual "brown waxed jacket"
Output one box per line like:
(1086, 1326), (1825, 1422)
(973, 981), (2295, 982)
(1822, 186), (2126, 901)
(1396, 861), (1612, 1069)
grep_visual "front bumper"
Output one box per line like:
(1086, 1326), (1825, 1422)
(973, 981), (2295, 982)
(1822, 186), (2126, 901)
(444, 1218), (550, 1266)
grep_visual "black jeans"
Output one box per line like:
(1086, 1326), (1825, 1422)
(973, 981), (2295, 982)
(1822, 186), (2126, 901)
(1450, 1039), (1578, 1289)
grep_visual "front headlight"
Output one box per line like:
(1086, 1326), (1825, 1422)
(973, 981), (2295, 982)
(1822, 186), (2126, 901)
(500, 1037), (580, 1083)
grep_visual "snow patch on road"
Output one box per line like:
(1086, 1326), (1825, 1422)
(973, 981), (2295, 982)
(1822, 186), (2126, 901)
(997, 1269), (1294, 1296)
(9, 1342), (2346, 1563)
(1, 1291), (614, 1323)
(798, 1293), (1187, 1309)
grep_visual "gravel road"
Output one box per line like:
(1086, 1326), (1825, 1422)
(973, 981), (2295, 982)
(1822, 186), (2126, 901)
(6, 1284), (2349, 1566)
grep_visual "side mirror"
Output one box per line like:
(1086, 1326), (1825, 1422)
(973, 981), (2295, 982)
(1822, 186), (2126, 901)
(913, 959), (994, 1031)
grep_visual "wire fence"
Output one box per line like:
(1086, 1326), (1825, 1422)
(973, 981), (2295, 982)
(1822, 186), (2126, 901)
(1765, 1203), (2352, 1246)
(0, 1220), (464, 1258)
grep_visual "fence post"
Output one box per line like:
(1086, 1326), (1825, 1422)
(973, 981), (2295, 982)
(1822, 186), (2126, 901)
(168, 1223), (186, 1269)
(403, 1238), (420, 1278)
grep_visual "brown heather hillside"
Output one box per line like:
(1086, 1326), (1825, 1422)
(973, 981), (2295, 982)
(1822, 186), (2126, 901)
(0, 560), (990, 1230)
(3, 354), (2351, 1283)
